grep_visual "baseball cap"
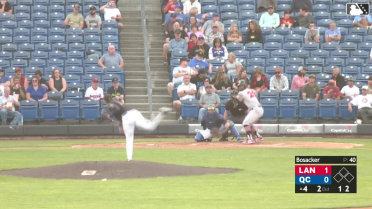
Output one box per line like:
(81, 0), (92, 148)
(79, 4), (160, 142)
(92, 78), (99, 83)
(15, 67), (22, 72)
(112, 77), (119, 83)
(362, 85), (368, 90)
(90, 6), (96, 10)
(267, 5), (274, 9)
(174, 29), (181, 34)
(213, 13), (219, 17)
(309, 74), (316, 79)
(298, 66), (307, 72)
(348, 77), (355, 81)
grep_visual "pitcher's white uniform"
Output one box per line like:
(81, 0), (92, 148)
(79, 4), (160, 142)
(236, 88), (264, 125)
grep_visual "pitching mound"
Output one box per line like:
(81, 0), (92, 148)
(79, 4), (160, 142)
(0, 161), (239, 180)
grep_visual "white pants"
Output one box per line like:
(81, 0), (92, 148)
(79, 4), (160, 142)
(242, 106), (264, 126)
(122, 109), (164, 161)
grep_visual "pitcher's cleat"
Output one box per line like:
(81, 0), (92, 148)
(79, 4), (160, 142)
(159, 107), (172, 114)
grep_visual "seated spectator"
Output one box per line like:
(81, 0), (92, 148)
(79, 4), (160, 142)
(212, 68), (232, 93)
(323, 80), (340, 100)
(325, 21), (341, 44)
(201, 13), (224, 36)
(341, 77), (359, 99)
(10, 77), (26, 101)
(0, 87), (22, 126)
(208, 38), (228, 60)
(64, 4), (84, 29)
(232, 69), (250, 90)
(163, 22), (189, 60)
(98, 45), (125, 69)
(26, 76), (48, 102)
(227, 23), (243, 43)
(291, 66), (309, 91)
(257, 0), (277, 13)
(259, 6), (280, 29)
(164, 13), (183, 36)
(189, 7), (207, 25)
(11, 68), (28, 90)
(164, 7), (186, 24)
(172, 74), (197, 118)
(187, 24), (203, 39)
(304, 22), (320, 43)
(301, 74), (320, 100)
(107, 77), (125, 104)
(0, 0), (12, 14)
(348, 86), (372, 124)
(269, 67), (289, 92)
(198, 84), (220, 122)
(224, 90), (248, 123)
(331, 67), (345, 90)
(168, 29), (188, 60)
(100, 0), (124, 29)
(167, 57), (197, 96)
(85, 6), (102, 29)
(29, 70), (48, 90)
(250, 67), (268, 93)
(280, 11), (293, 28)
(163, 0), (180, 14)
(189, 51), (212, 73)
(48, 68), (67, 93)
(292, 6), (314, 28)
(85, 78), (104, 101)
(205, 23), (224, 45)
(291, 0), (312, 13)
(183, 0), (201, 15)
(352, 15), (372, 29)
(246, 20), (263, 43)
(188, 33), (198, 52)
(194, 73), (210, 98)
(0, 68), (10, 87)
(223, 52), (243, 82)
(189, 36), (209, 59)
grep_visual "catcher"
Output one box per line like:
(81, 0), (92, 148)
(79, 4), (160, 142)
(194, 105), (243, 142)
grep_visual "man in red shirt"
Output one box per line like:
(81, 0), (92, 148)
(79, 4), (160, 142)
(323, 79), (340, 100)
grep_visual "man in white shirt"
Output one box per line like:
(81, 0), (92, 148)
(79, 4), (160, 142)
(100, 0), (124, 29)
(348, 85), (372, 124)
(85, 78), (104, 101)
(269, 67), (289, 92)
(183, 0), (201, 14)
(172, 74), (197, 118)
(258, 6), (280, 28)
(0, 87), (22, 126)
(340, 77), (359, 99)
(167, 58), (197, 96)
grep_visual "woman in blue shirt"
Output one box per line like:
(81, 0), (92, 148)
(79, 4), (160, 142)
(208, 38), (228, 60)
(26, 76), (48, 102)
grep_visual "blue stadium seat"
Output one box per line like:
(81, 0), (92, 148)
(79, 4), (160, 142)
(355, 74), (369, 83)
(317, 19), (332, 28)
(346, 58), (364, 67)
(200, 0), (217, 6)
(260, 27), (273, 36)
(49, 12), (65, 21)
(51, 20), (64, 28)
(340, 42), (357, 51)
(220, 4), (238, 13)
(102, 27), (118, 36)
(180, 98), (199, 120)
(18, 20), (34, 29)
(0, 59), (10, 68)
(351, 50), (369, 60)
(15, 5), (31, 13)
(331, 11), (347, 21)
(34, 20), (50, 28)
(290, 49), (310, 58)
(281, 89), (299, 99)
(49, 35), (65, 44)
(251, 49), (270, 59)
(20, 100), (39, 122)
(0, 28), (13, 37)
(31, 28), (48, 36)
(319, 98), (337, 120)
(102, 20), (118, 28)
(271, 49), (289, 59)
(237, 0), (254, 5)
(67, 51), (84, 59)
(337, 19), (353, 28)
(311, 49), (329, 58)
(338, 98), (356, 120)
(84, 57), (99, 66)
(11, 59), (28, 68)
(358, 42), (372, 51)
(0, 51), (12, 60)
(349, 27), (368, 36)
(265, 34), (284, 43)
(81, 99), (101, 121)
(2, 43), (17, 52)
(32, 12), (48, 21)
(299, 98), (317, 119)
(285, 34), (303, 43)
(286, 57), (304, 66)
(39, 100), (59, 121)
(362, 66), (372, 75)
(221, 12), (238, 21)
(326, 57), (344, 67)
(29, 58), (47, 68)
(331, 49), (349, 59)
(33, 5), (48, 13)
(239, 11), (256, 20)
(260, 90), (280, 100)
(67, 34), (84, 43)
(86, 42), (102, 52)
(279, 98), (298, 120)
(330, 4), (345, 12)
(60, 99), (80, 120)
(267, 58), (284, 66)
(202, 5), (218, 13)
(276, 4), (291, 12)
(102, 35), (118, 44)
(219, 0), (236, 6)
(67, 82), (84, 92)
(232, 50), (249, 59)
(283, 42), (301, 51)
(334, 0), (348, 3)
(274, 27), (291, 36)
(52, 43), (67, 52)
(31, 35), (48, 44)
(265, 65), (283, 74)
(49, 27), (65, 36)
(35, 0), (50, 4)
(314, 11), (330, 21)
(247, 57), (265, 66)
(85, 27), (101, 36)
(65, 90), (83, 100)
(244, 42), (262, 51)
(321, 42), (338, 51)
(313, 4), (329, 12)
(316, 73), (332, 82)
(66, 28), (84, 36)
(14, 35), (30, 44)
(25, 67), (40, 76)
(65, 66), (84, 76)
(34, 43), (51, 52)
(306, 65), (322, 74)
(303, 42), (319, 51)
(344, 34), (363, 43)
(65, 58), (83, 67)
(86, 66), (104, 75)
(226, 42), (243, 52)
(292, 27), (307, 36)
(263, 42), (281, 51)
(343, 66), (360, 75)
(68, 43), (85, 52)
(0, 13), (13, 22)
(48, 58), (64, 67)
(261, 98), (278, 119)
(50, 50), (67, 59)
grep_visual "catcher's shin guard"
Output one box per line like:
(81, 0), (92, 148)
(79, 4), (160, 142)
(195, 132), (204, 142)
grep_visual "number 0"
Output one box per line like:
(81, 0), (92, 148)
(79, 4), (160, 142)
(324, 177), (329, 183)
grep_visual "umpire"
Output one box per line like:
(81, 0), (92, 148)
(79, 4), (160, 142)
(223, 90), (248, 123)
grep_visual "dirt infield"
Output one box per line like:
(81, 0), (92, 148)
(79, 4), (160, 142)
(0, 161), (239, 180)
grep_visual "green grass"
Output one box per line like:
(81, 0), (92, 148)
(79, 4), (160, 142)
(0, 138), (371, 209)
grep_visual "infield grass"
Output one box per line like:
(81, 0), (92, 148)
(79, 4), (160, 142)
(0, 137), (371, 209)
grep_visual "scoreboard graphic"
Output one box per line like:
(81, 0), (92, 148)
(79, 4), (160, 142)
(295, 156), (357, 193)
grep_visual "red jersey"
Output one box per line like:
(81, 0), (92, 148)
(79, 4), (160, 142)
(280, 18), (293, 27)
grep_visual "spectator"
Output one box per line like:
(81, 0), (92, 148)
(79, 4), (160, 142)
(208, 38), (228, 60)
(293, 6), (314, 28)
(187, 24), (203, 39)
(48, 68), (67, 93)
(223, 52), (243, 82)
(0, 0), (12, 14)
(341, 77), (359, 99)
(250, 67), (268, 93)
(269, 67), (289, 92)
(232, 69), (249, 90)
(352, 15), (372, 30)
(201, 13), (224, 36)
(227, 23), (243, 43)
(325, 21), (341, 44)
(304, 22), (320, 43)
(163, 22), (189, 60)
(28, 70), (48, 91)
(194, 73), (210, 98)
(167, 57), (196, 96)
(367, 76), (372, 94)
(26, 76), (48, 102)
(198, 84), (220, 122)
(257, 0), (277, 13)
(10, 77), (26, 101)
(64, 4), (84, 29)
(189, 51), (211, 73)
(189, 7), (207, 25)
(323, 80), (340, 100)
(85, 78), (104, 101)
(164, 6), (186, 24)
(0, 68), (10, 87)
(98, 45), (125, 69)
(331, 67), (345, 90)
(107, 77), (125, 104)
(258, 6), (280, 29)
(301, 74), (320, 100)
(11, 68), (28, 90)
(164, 13), (183, 35)
(224, 90), (248, 123)
(189, 36), (209, 59)
(163, 0), (180, 14)
(348, 86), (372, 124)
(183, 0), (201, 15)
(173, 74), (197, 118)
(0, 87), (22, 126)
(205, 23), (225, 45)
(100, 0), (124, 29)
(280, 11), (293, 28)
(291, 66), (309, 91)
(212, 68), (232, 93)
(184, 15), (198, 32)
(246, 20), (263, 43)
(188, 33), (198, 52)
(168, 29), (188, 59)
(291, 0), (312, 13)
(85, 6), (102, 29)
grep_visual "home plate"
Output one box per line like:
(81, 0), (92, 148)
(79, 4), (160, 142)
(81, 170), (96, 176)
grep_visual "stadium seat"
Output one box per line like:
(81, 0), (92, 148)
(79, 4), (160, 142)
(321, 42), (338, 51)
(306, 57), (324, 66)
(251, 49), (270, 59)
(260, 90), (280, 100)
(29, 58), (47, 68)
(202, 5), (218, 13)
(2, 43), (17, 52)
(281, 89), (299, 99)
(306, 65), (322, 74)
(85, 27), (101, 36)
(67, 34), (84, 43)
(32, 12), (48, 21)
(285, 34), (303, 44)
(270, 49), (289, 59)
(344, 34), (362, 43)
(221, 12), (238, 21)
(33, 20), (49, 28)
(263, 42), (281, 51)
(0, 28), (13, 37)
(49, 12), (65, 21)
(34, 0), (50, 4)
(51, 20), (64, 28)
(65, 66), (84, 76)
(247, 58), (265, 66)
(282, 42), (301, 51)
(351, 50), (369, 60)
(292, 27), (307, 36)
(217, 90), (232, 101)
(0, 13), (13, 22)
(362, 66), (372, 75)
(314, 11), (330, 21)
(340, 42), (357, 51)
(261, 27), (273, 36)
(274, 27), (290, 36)
(313, 4), (329, 12)
(15, 13), (31, 22)
(14, 35), (30, 44)
(65, 58), (83, 67)
(346, 58), (364, 67)
(50, 50), (67, 59)
(267, 58), (284, 66)
(279, 98), (298, 120)
(226, 42), (243, 52)
(14, 5), (31, 13)
(84, 34), (101, 43)
(102, 27), (118, 36)
(67, 51), (84, 59)
(65, 90), (83, 101)
(311, 49), (329, 58)
(31, 28), (47, 36)
(48, 58), (64, 67)
(60, 99), (80, 121)
(349, 27), (368, 36)
(65, 74), (82, 84)
(102, 20), (118, 28)
(34, 43), (51, 52)
(25, 67), (39, 76)
(343, 66), (360, 75)
(331, 11), (347, 21)
(316, 73), (332, 82)
(239, 10), (256, 20)
(337, 19), (353, 28)
(51, 43), (67, 52)
(330, 4), (345, 12)
(358, 42), (372, 51)
(31, 35), (48, 44)
(33, 5), (48, 13)
(180, 98), (199, 120)
(39, 100), (59, 121)
(303, 42), (319, 51)
(237, 0), (254, 5)
(338, 98), (356, 120)
(81, 100), (101, 121)
(244, 42), (263, 51)
(261, 98), (278, 119)
(232, 50), (249, 59)
(319, 98), (337, 120)
(20, 100), (39, 122)
(265, 34), (284, 43)
(11, 59), (28, 68)
(220, 4), (238, 13)
(14, 28), (31, 37)
(299, 98), (317, 120)
(286, 57), (304, 66)
(49, 35), (65, 44)
(0, 51), (12, 60)
(331, 49), (349, 59)
(276, 4), (291, 12)
(355, 74), (369, 83)
(200, 0), (217, 6)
